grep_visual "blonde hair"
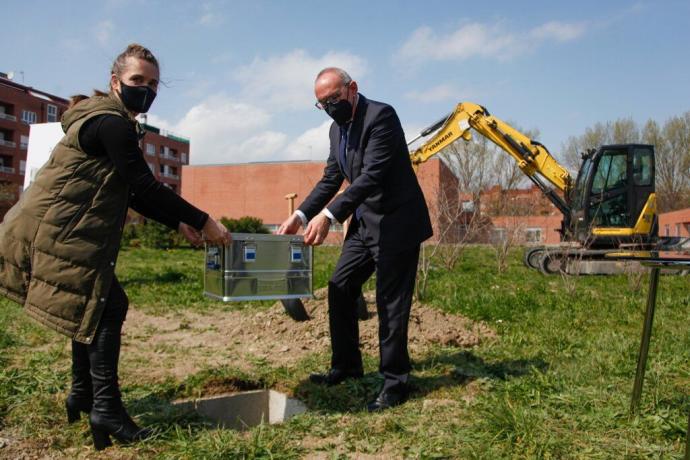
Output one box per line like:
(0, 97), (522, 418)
(69, 43), (159, 108)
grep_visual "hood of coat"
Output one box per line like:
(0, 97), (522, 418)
(61, 94), (132, 134)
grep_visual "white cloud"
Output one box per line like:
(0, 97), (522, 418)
(238, 131), (288, 162)
(234, 49), (368, 111)
(198, 2), (224, 26)
(395, 20), (586, 64)
(529, 21), (586, 42)
(142, 48), (368, 165)
(148, 94), (334, 165)
(95, 20), (115, 46)
(149, 94), (274, 165)
(285, 121), (332, 160)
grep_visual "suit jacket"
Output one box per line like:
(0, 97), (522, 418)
(298, 94), (433, 251)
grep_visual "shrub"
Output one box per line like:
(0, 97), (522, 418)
(138, 220), (177, 249)
(219, 216), (269, 233)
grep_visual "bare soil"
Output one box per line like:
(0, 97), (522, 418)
(120, 288), (495, 383)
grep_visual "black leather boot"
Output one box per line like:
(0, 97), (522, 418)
(66, 340), (93, 423)
(86, 280), (152, 450)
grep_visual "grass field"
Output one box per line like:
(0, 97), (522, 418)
(0, 246), (688, 459)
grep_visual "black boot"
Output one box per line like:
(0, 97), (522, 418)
(87, 280), (152, 451)
(66, 340), (93, 423)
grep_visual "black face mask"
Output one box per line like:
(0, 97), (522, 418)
(324, 86), (354, 126)
(324, 99), (353, 126)
(118, 81), (157, 113)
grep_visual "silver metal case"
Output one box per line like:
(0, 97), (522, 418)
(204, 233), (313, 301)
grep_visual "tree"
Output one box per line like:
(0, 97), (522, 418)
(560, 118), (640, 172)
(657, 113), (690, 211)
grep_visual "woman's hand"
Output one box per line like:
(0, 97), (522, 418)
(202, 218), (232, 246)
(178, 222), (203, 247)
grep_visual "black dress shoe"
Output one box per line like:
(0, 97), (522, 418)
(309, 368), (364, 386)
(367, 386), (409, 412)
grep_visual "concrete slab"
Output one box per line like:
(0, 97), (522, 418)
(174, 390), (307, 430)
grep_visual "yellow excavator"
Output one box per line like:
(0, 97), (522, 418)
(408, 102), (659, 274)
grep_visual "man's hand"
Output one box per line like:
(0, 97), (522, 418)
(202, 218), (232, 246)
(178, 222), (203, 247)
(277, 213), (303, 235)
(303, 213), (331, 246)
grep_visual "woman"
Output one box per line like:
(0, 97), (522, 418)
(0, 44), (230, 450)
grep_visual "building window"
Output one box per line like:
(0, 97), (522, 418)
(492, 227), (507, 242)
(181, 153), (188, 163)
(664, 224), (669, 236)
(21, 110), (37, 124)
(19, 160), (26, 174)
(676, 224), (681, 236)
(20, 135), (29, 149)
(46, 104), (58, 122)
(146, 143), (155, 155)
(525, 228), (542, 243)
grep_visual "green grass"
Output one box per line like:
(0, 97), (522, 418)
(0, 246), (688, 458)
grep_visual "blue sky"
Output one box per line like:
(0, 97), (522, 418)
(3, 0), (689, 165)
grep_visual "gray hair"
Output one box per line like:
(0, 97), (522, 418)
(315, 67), (352, 85)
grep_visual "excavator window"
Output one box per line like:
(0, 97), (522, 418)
(589, 150), (630, 227)
(591, 151), (627, 194)
(633, 148), (653, 186)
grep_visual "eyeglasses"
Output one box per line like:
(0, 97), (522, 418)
(314, 84), (349, 110)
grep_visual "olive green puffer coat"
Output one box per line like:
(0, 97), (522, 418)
(0, 95), (134, 344)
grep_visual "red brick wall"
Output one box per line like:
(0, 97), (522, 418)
(658, 207), (690, 237)
(490, 214), (563, 244)
(181, 158), (446, 244)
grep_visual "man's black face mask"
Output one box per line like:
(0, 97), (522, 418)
(119, 81), (157, 114)
(324, 87), (353, 126)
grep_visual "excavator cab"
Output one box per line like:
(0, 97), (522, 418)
(568, 144), (656, 247)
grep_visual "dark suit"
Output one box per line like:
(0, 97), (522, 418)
(298, 94), (433, 390)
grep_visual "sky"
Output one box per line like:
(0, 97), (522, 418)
(3, 0), (690, 166)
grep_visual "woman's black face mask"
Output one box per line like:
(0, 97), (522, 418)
(118, 81), (157, 114)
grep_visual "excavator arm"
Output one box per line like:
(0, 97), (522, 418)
(408, 102), (574, 217)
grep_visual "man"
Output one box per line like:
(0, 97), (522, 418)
(278, 68), (432, 411)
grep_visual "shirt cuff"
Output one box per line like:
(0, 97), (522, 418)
(322, 207), (337, 224)
(294, 210), (308, 226)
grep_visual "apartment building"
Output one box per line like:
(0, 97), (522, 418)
(0, 72), (68, 216)
(0, 72), (189, 218)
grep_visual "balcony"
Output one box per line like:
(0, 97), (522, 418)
(0, 166), (15, 174)
(0, 139), (16, 148)
(160, 152), (178, 161)
(0, 113), (17, 122)
(20, 141), (28, 150)
(161, 172), (179, 180)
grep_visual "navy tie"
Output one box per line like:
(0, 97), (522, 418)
(339, 125), (362, 221)
(338, 125), (348, 175)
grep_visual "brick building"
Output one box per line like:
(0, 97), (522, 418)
(0, 72), (68, 216)
(659, 207), (690, 237)
(181, 158), (457, 243)
(180, 158), (572, 245)
(480, 185), (564, 245)
(0, 72), (189, 219)
(138, 118), (190, 194)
